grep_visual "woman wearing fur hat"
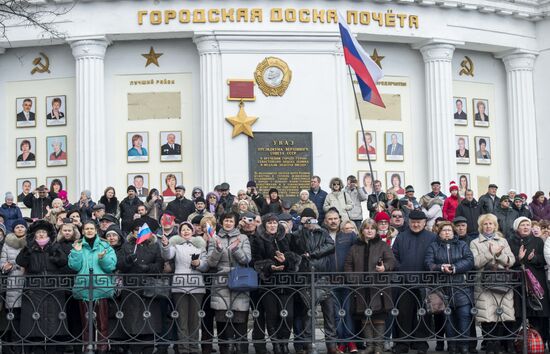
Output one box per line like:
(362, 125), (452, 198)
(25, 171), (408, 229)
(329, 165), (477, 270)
(0, 219), (27, 352)
(16, 219), (68, 352)
(161, 221), (208, 354)
(323, 177), (353, 222)
(443, 182), (462, 222)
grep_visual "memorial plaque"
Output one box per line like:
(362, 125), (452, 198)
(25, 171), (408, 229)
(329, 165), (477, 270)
(249, 132), (313, 204)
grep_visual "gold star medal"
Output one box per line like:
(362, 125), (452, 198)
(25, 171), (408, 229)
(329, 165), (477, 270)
(226, 101), (258, 138)
(370, 49), (385, 69)
(142, 47), (163, 67)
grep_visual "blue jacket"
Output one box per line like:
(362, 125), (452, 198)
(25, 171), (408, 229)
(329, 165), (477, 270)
(332, 231), (358, 272)
(309, 188), (328, 224)
(0, 203), (23, 232)
(392, 228), (436, 272)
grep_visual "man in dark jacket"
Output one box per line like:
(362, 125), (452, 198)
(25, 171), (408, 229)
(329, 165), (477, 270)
(478, 184), (500, 215)
(392, 210), (437, 354)
(165, 185), (195, 224)
(218, 182), (236, 215)
(119, 186), (144, 234)
(291, 208), (338, 354)
(512, 196), (532, 219)
(494, 196), (519, 240)
(23, 185), (51, 219)
(455, 189), (481, 235)
(453, 216), (476, 245)
(309, 175), (328, 225)
(367, 180), (387, 218)
(135, 204), (160, 232)
(425, 181), (447, 201)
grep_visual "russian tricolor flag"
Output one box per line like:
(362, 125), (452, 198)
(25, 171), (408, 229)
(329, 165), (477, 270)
(137, 223), (153, 245)
(337, 12), (385, 108)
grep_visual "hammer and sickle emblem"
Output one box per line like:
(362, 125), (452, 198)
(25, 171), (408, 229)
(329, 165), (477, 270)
(459, 56), (474, 77)
(31, 52), (50, 75)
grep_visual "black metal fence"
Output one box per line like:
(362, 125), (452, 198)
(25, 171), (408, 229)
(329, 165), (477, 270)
(0, 270), (528, 353)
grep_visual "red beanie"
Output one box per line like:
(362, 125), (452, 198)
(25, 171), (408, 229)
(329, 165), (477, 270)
(374, 212), (390, 223)
(449, 181), (459, 192)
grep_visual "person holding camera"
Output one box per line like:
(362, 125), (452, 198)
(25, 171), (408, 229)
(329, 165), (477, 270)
(161, 221), (208, 354)
(424, 221), (475, 354)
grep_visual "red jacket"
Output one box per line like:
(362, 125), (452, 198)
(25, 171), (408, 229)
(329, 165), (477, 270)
(443, 194), (461, 221)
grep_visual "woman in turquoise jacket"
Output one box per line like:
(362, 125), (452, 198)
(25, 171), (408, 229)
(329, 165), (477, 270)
(68, 220), (117, 354)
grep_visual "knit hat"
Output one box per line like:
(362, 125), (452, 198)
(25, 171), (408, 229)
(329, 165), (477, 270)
(58, 190), (68, 200)
(12, 219), (28, 230)
(513, 196), (523, 202)
(246, 181), (257, 188)
(262, 213), (279, 227)
(179, 221), (195, 234)
(301, 208), (317, 218)
(191, 215), (204, 225)
(409, 210), (427, 220)
(194, 197), (206, 204)
(519, 193), (528, 200)
(449, 181), (459, 192)
(500, 195), (510, 202)
(4, 192), (14, 201)
(127, 185), (137, 193)
(82, 190), (92, 199)
(513, 216), (531, 231)
(374, 212), (390, 223)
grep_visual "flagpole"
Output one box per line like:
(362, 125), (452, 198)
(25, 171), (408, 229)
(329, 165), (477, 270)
(347, 65), (380, 206)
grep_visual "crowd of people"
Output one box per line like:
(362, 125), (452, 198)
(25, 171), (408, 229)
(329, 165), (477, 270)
(0, 176), (549, 354)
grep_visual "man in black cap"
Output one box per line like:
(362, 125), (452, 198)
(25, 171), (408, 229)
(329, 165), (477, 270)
(165, 185), (195, 224)
(187, 196), (213, 222)
(23, 185), (51, 219)
(246, 180), (267, 212)
(99, 214), (119, 233)
(92, 203), (106, 222)
(494, 195), (519, 239)
(218, 182), (236, 214)
(425, 181), (447, 201)
(392, 210), (437, 354)
(399, 185), (421, 222)
(119, 185), (143, 234)
(478, 184), (500, 215)
(455, 189), (481, 235)
(453, 216), (474, 246)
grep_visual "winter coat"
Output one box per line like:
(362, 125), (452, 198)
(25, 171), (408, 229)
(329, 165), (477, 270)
(206, 228), (251, 312)
(309, 188), (328, 224)
(76, 199), (96, 223)
(455, 199), (482, 234)
(508, 234), (549, 317)
(0, 233), (27, 308)
(513, 204), (532, 219)
(290, 226), (335, 272)
(367, 192), (387, 217)
(323, 191), (353, 222)
(529, 198), (550, 222)
(68, 235), (117, 300)
(119, 196), (143, 233)
(469, 233), (515, 323)
(219, 194), (236, 216)
(443, 194), (461, 222)
(23, 194), (51, 219)
(332, 232), (358, 273)
(494, 207), (519, 239)
(98, 196), (119, 218)
(262, 198), (283, 215)
(424, 237), (474, 307)
(0, 203), (23, 232)
(344, 236), (396, 315)
(16, 240), (68, 338)
(161, 235), (208, 293)
(165, 197), (195, 224)
(291, 200), (319, 219)
(116, 234), (164, 335)
(392, 229), (437, 273)
(478, 193), (500, 215)
(422, 204), (442, 232)
(344, 187), (368, 221)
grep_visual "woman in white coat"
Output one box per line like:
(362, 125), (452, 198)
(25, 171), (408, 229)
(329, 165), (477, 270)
(323, 177), (353, 222)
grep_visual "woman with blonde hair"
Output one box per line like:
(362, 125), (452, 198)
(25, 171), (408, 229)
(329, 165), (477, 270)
(469, 213), (515, 354)
(340, 220), (358, 235)
(323, 177), (353, 222)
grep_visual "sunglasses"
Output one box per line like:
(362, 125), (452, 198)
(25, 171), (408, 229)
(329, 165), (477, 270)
(391, 215), (403, 218)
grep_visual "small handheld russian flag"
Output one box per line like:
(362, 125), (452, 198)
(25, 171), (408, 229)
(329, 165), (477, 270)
(136, 223), (153, 245)
(206, 223), (216, 239)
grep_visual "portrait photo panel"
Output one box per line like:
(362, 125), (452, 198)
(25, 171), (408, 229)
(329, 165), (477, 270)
(127, 132), (149, 162)
(473, 98), (490, 127)
(475, 136), (492, 165)
(46, 176), (67, 196)
(16, 137), (37, 168)
(384, 131), (404, 161)
(457, 173), (471, 198)
(16, 177), (37, 205)
(160, 172), (183, 202)
(127, 173), (150, 200)
(16, 97), (37, 128)
(357, 170), (378, 195)
(356, 131), (377, 161)
(455, 135), (470, 164)
(160, 131), (182, 162)
(453, 97), (468, 125)
(46, 135), (68, 167)
(386, 171), (406, 196)
(45, 95), (67, 126)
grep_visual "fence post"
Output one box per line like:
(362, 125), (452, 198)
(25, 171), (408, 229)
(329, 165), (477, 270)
(310, 266), (319, 354)
(86, 267), (94, 354)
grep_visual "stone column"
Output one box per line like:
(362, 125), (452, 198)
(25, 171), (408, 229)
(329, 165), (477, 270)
(416, 41), (457, 185)
(194, 34), (226, 190)
(498, 50), (539, 194)
(69, 36), (109, 199)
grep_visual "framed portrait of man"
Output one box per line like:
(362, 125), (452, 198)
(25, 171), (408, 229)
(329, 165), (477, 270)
(457, 173), (470, 198)
(386, 171), (406, 197)
(356, 131), (377, 161)
(160, 172), (183, 202)
(384, 132), (404, 161)
(473, 99), (490, 127)
(16, 177), (37, 206)
(453, 97), (468, 125)
(474, 136), (492, 165)
(455, 135), (470, 164)
(357, 170), (378, 195)
(16, 97), (37, 128)
(16, 137), (37, 168)
(127, 132), (149, 162)
(46, 135), (68, 166)
(46, 176), (67, 195)
(127, 173), (150, 201)
(45, 95), (67, 126)
(160, 131), (182, 162)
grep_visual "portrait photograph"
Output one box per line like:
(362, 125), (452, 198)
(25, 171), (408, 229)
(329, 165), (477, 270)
(161, 172), (183, 202)
(384, 131), (404, 161)
(127, 132), (149, 162)
(357, 170), (378, 195)
(160, 131), (182, 162)
(16, 137), (36, 168)
(455, 135), (470, 164)
(475, 136), (492, 165)
(46, 176), (67, 196)
(386, 171), (406, 196)
(453, 97), (468, 125)
(16, 177), (37, 206)
(356, 131), (377, 161)
(45, 95), (67, 126)
(46, 135), (68, 167)
(16, 97), (37, 128)
(457, 173), (471, 198)
(127, 173), (150, 201)
(473, 98), (490, 127)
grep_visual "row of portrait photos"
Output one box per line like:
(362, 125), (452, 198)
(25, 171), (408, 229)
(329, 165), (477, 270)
(16, 96), (67, 128)
(16, 136), (68, 168)
(356, 131), (492, 165)
(453, 97), (490, 127)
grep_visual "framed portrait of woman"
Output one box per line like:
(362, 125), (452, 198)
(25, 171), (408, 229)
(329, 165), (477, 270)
(356, 131), (377, 161)
(357, 170), (378, 195)
(457, 173), (470, 198)
(474, 136), (492, 165)
(127, 132), (149, 162)
(45, 95), (67, 126)
(473, 99), (490, 127)
(455, 135), (470, 164)
(385, 171), (406, 197)
(46, 135), (68, 167)
(16, 137), (37, 168)
(160, 172), (182, 202)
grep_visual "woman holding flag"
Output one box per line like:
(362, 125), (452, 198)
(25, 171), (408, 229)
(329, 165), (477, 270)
(116, 219), (163, 354)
